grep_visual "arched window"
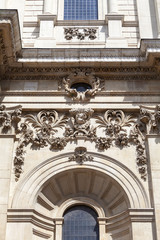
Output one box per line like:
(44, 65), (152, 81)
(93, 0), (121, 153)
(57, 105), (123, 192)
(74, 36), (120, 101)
(62, 205), (99, 240)
(64, 0), (98, 20)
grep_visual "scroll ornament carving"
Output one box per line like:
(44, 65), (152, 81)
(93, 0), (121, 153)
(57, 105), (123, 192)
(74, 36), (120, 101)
(13, 106), (160, 181)
(0, 105), (22, 133)
(95, 110), (147, 180)
(62, 76), (103, 101)
(95, 110), (134, 149)
(64, 28), (97, 40)
(14, 110), (68, 181)
(69, 147), (93, 164)
(140, 105), (160, 134)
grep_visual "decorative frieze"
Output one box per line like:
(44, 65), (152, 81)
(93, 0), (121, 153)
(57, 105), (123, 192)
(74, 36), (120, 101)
(69, 147), (93, 164)
(64, 28), (97, 40)
(11, 105), (160, 181)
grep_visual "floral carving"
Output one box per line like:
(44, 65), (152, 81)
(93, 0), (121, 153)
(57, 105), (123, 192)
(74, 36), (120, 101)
(130, 124), (147, 180)
(64, 28), (97, 40)
(69, 147), (93, 164)
(140, 105), (160, 134)
(0, 105), (22, 133)
(14, 123), (33, 181)
(14, 110), (68, 180)
(115, 133), (129, 147)
(12, 106), (157, 181)
(96, 137), (112, 150)
(65, 108), (96, 138)
(62, 75), (103, 102)
(96, 110), (135, 137)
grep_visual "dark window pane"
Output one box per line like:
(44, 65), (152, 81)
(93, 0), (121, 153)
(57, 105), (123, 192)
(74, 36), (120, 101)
(71, 82), (92, 92)
(62, 205), (99, 240)
(64, 0), (98, 20)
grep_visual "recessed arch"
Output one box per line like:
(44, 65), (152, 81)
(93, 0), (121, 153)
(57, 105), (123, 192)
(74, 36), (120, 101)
(11, 152), (150, 210)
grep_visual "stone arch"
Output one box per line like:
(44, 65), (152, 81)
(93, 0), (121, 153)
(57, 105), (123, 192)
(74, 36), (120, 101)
(11, 152), (149, 210)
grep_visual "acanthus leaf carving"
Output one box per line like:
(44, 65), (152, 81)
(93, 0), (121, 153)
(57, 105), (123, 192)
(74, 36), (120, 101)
(14, 110), (68, 181)
(0, 105), (22, 133)
(95, 110), (135, 137)
(140, 105), (160, 134)
(12, 105), (158, 182)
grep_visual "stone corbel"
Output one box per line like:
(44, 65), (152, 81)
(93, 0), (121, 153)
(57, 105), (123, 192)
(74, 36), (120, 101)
(35, 14), (57, 48)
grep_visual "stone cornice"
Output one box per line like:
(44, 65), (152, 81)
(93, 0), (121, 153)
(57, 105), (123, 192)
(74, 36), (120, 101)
(1, 9), (160, 69)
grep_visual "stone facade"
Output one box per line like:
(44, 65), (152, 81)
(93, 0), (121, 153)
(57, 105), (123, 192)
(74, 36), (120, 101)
(0, 0), (160, 239)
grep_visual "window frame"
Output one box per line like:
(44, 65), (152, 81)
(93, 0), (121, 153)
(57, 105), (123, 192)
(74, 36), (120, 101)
(58, 0), (107, 20)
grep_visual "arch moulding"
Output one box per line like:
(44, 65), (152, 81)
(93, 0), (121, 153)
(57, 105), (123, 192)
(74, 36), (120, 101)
(11, 152), (150, 210)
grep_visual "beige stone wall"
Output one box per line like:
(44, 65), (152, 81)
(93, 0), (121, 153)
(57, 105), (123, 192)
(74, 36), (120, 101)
(0, 3), (160, 240)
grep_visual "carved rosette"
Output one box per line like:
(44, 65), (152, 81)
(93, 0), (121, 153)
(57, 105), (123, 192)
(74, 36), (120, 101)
(64, 28), (97, 40)
(69, 147), (93, 164)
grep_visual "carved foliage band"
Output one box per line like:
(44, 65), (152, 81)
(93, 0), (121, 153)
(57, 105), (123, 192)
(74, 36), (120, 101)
(7, 105), (160, 181)
(64, 28), (97, 40)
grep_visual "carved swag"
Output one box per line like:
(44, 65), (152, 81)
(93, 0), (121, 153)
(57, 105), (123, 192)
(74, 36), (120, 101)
(1, 105), (159, 181)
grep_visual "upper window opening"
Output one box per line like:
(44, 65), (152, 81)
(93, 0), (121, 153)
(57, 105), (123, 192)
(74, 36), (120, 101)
(71, 82), (92, 92)
(64, 0), (98, 20)
(62, 205), (99, 240)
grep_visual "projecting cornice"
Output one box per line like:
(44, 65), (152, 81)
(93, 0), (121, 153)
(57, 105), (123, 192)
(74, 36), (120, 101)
(1, 10), (160, 69)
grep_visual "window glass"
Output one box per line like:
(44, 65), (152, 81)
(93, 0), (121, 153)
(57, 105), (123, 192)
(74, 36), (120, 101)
(62, 205), (99, 240)
(71, 82), (92, 92)
(64, 0), (98, 20)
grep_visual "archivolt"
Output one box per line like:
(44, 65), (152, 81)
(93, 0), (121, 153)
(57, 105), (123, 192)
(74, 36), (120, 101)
(11, 152), (149, 209)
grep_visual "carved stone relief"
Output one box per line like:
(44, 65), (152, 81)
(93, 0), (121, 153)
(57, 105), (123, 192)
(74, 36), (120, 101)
(69, 147), (93, 164)
(0, 104), (157, 181)
(64, 28), (97, 40)
(14, 110), (68, 181)
(65, 108), (96, 138)
(140, 105), (160, 134)
(59, 70), (104, 101)
(0, 105), (22, 133)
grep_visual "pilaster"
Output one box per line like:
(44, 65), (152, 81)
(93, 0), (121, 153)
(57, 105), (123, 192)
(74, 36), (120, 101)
(136, 0), (157, 38)
(0, 135), (15, 240)
(0, 0), (6, 9)
(147, 135), (160, 240)
(35, 14), (57, 48)
(54, 218), (63, 240)
(154, 0), (160, 37)
(44, 0), (57, 14)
